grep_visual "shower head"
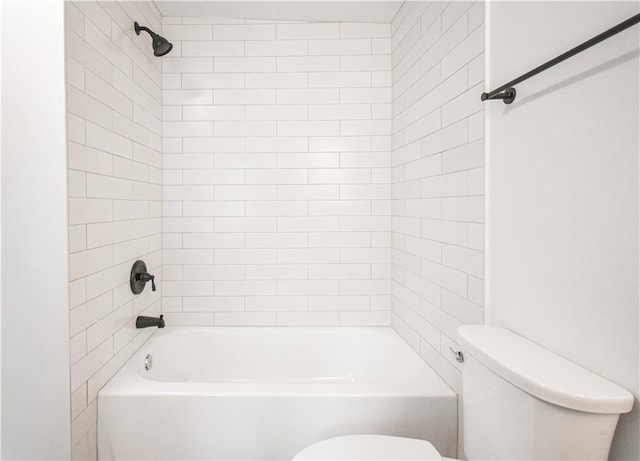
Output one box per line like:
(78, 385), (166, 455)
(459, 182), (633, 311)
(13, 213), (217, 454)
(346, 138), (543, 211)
(134, 21), (173, 57)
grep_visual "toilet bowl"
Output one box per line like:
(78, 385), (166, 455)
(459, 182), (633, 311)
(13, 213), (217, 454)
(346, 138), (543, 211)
(293, 435), (456, 460)
(293, 325), (634, 461)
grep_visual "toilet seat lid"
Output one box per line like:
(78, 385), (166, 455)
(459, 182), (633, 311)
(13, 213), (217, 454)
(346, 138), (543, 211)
(293, 435), (442, 460)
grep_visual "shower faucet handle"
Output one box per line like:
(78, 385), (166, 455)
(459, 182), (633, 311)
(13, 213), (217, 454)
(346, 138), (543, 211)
(130, 260), (157, 294)
(137, 272), (156, 291)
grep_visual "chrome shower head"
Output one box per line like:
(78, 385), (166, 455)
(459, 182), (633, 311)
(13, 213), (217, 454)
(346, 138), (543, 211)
(134, 21), (173, 57)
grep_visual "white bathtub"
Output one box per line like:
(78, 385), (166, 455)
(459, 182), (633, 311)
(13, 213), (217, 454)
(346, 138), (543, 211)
(98, 327), (457, 460)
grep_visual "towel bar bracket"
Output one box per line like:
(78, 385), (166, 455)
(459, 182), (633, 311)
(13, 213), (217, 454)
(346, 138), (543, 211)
(481, 87), (516, 104)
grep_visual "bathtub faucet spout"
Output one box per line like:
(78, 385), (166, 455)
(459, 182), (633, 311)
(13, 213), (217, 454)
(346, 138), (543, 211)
(136, 314), (165, 329)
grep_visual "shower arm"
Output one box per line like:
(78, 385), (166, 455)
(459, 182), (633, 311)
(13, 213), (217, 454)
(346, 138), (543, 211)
(481, 13), (640, 105)
(134, 22), (155, 37)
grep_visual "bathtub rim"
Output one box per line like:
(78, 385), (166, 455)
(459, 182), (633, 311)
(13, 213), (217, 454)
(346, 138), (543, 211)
(99, 326), (457, 399)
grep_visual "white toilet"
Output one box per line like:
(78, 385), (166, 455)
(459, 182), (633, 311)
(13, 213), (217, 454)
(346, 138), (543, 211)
(294, 325), (634, 461)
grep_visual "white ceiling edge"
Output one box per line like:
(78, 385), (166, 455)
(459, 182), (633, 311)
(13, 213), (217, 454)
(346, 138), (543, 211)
(153, 1), (405, 24)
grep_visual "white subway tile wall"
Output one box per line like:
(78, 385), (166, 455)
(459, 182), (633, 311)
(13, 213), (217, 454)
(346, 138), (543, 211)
(390, 0), (484, 419)
(65, 2), (162, 459)
(162, 17), (392, 327)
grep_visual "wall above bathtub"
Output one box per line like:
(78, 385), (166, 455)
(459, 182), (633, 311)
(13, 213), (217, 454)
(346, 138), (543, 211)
(154, 1), (404, 23)
(161, 15), (393, 327)
(65, 1), (164, 458)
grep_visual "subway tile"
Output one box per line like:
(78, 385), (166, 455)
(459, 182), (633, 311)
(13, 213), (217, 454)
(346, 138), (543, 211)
(245, 137), (308, 153)
(163, 57), (214, 73)
(69, 198), (112, 225)
(276, 185), (339, 200)
(216, 249), (277, 265)
(66, 85), (112, 129)
(277, 152), (339, 169)
(246, 104), (308, 120)
(246, 232), (308, 248)
(215, 185), (276, 201)
(442, 244), (483, 278)
(278, 121), (339, 137)
(277, 88), (339, 104)
(183, 137), (244, 153)
(246, 296), (307, 312)
(277, 311), (340, 327)
(163, 281), (214, 297)
(340, 23), (390, 38)
(182, 73), (245, 89)
(85, 20), (132, 77)
(340, 248), (391, 264)
(85, 71), (132, 117)
(340, 279), (390, 295)
(308, 200), (371, 216)
(163, 25), (213, 40)
(182, 169), (245, 185)
(278, 248), (340, 264)
(182, 105), (244, 121)
(86, 302), (132, 351)
(67, 114), (86, 144)
(277, 23), (339, 39)
(214, 89), (276, 105)
(309, 39), (371, 56)
(308, 104), (370, 120)
(86, 221), (133, 248)
(69, 292), (112, 337)
(182, 233), (244, 249)
(245, 73), (308, 89)
(163, 312), (214, 326)
(245, 169), (308, 185)
(340, 87), (390, 104)
(246, 264), (308, 280)
(278, 216), (339, 232)
(278, 280), (339, 296)
(341, 120), (390, 136)
(340, 55), (391, 71)
(215, 217), (276, 233)
(68, 143), (113, 176)
(308, 168), (371, 184)
(245, 40), (307, 56)
(308, 72), (371, 88)
(69, 225), (87, 253)
(214, 24), (275, 40)
(215, 121), (276, 137)
(183, 296), (245, 311)
(70, 338), (112, 391)
(215, 312), (277, 326)
(372, 38), (392, 54)
(309, 136), (371, 152)
(86, 123), (133, 159)
(309, 231), (371, 248)
(215, 57), (277, 73)
(215, 153), (275, 169)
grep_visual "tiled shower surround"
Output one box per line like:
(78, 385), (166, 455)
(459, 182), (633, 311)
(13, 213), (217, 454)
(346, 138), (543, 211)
(390, 2), (484, 393)
(65, 2), (163, 458)
(65, 1), (483, 459)
(390, 3), (484, 452)
(160, 17), (393, 326)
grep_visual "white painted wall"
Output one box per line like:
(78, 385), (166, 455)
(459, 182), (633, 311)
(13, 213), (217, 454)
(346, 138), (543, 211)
(486, 2), (639, 459)
(1, 1), (70, 458)
(161, 17), (392, 326)
(0, 2), (3, 456)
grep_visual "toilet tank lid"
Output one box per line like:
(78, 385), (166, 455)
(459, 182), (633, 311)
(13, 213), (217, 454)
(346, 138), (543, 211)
(457, 325), (634, 414)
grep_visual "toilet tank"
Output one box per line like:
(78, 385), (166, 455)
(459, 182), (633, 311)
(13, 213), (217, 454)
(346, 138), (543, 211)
(458, 325), (633, 461)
